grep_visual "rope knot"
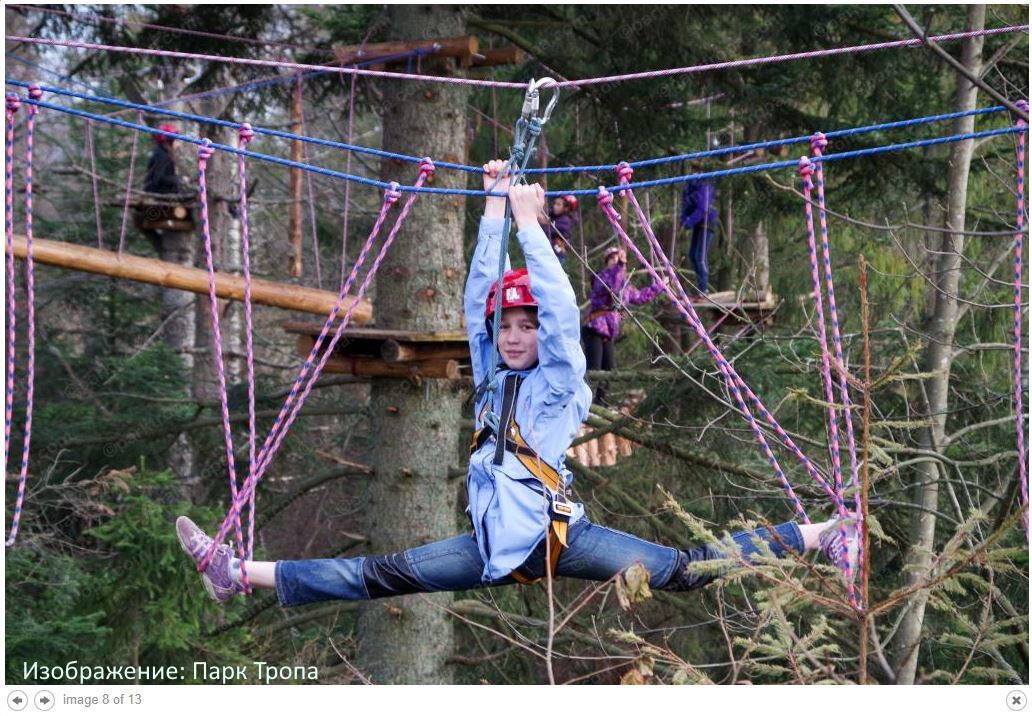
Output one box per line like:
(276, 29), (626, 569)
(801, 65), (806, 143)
(5, 94), (20, 113)
(596, 186), (619, 219)
(616, 161), (634, 185)
(526, 118), (542, 137)
(384, 181), (402, 204)
(27, 84), (42, 101)
(797, 156), (815, 178)
(809, 132), (828, 154)
(418, 157), (436, 178)
(1016, 100), (1029, 128)
(197, 138), (214, 164)
(238, 122), (255, 146)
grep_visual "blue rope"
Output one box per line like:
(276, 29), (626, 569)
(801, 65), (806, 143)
(15, 94), (1027, 197)
(6, 77), (478, 173)
(524, 105), (1011, 173)
(6, 79), (1016, 178)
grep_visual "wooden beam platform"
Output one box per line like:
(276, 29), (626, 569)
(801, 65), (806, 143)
(334, 35), (479, 67)
(12, 235), (372, 321)
(690, 289), (778, 312)
(284, 322), (470, 380)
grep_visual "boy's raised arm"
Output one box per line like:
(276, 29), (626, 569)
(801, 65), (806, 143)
(509, 185), (586, 400)
(464, 160), (513, 387)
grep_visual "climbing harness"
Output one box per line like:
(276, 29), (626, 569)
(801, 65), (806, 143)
(468, 374), (572, 582)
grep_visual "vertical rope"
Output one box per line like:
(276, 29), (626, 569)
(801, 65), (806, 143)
(602, 182), (813, 523)
(296, 93), (323, 289)
(196, 138), (248, 584)
(201, 161), (433, 570)
(117, 111), (142, 254)
(798, 156), (849, 517)
(615, 165), (841, 511)
(1013, 101), (1028, 537)
(339, 72), (357, 289)
(237, 124), (258, 588)
(799, 148), (858, 607)
(85, 119), (104, 248)
(808, 135), (862, 505)
(4, 94), (20, 459)
(6, 85), (41, 546)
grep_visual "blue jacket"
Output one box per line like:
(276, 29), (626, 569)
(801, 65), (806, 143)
(680, 180), (717, 230)
(463, 217), (593, 581)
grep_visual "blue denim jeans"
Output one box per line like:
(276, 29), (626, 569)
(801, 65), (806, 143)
(688, 225), (713, 293)
(275, 518), (803, 607)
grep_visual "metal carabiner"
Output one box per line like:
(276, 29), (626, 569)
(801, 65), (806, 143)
(533, 77), (560, 126)
(520, 77), (561, 125)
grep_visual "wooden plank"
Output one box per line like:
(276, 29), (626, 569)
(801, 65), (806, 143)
(12, 235), (372, 321)
(296, 336), (459, 379)
(282, 321), (466, 343)
(471, 46), (526, 68)
(692, 289), (777, 312)
(334, 35), (479, 67)
(381, 339), (469, 363)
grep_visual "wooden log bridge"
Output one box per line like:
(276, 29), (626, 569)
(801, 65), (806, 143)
(284, 322), (469, 381)
(11, 235), (372, 321)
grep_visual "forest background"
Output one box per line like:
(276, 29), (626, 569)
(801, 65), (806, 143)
(3, 4), (1029, 686)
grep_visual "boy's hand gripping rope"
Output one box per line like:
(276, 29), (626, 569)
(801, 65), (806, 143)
(200, 161), (433, 573)
(6, 85), (41, 547)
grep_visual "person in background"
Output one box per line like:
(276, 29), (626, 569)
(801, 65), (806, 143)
(680, 177), (717, 299)
(539, 194), (579, 262)
(582, 246), (664, 405)
(140, 123), (185, 252)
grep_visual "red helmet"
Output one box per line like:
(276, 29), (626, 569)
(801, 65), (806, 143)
(560, 194), (579, 211)
(485, 268), (537, 317)
(155, 123), (178, 144)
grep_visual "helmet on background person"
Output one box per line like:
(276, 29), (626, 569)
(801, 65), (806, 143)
(560, 194), (579, 211)
(155, 123), (179, 145)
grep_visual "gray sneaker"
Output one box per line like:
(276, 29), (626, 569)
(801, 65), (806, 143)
(175, 516), (241, 603)
(818, 517), (860, 582)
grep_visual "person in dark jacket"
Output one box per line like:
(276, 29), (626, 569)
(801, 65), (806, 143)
(539, 194), (578, 262)
(140, 123), (186, 252)
(681, 179), (718, 297)
(143, 123), (183, 195)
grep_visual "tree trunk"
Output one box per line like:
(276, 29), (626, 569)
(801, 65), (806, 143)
(158, 229), (198, 484)
(355, 5), (469, 684)
(893, 4), (985, 685)
(738, 220), (770, 295)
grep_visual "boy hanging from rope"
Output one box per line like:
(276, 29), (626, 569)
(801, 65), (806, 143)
(176, 160), (858, 605)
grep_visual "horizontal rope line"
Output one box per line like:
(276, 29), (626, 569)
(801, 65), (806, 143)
(14, 95), (1026, 197)
(7, 25), (1027, 90)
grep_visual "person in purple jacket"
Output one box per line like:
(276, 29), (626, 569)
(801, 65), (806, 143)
(681, 179), (718, 297)
(582, 246), (664, 404)
(539, 194), (578, 262)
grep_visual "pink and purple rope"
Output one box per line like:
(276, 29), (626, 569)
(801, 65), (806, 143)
(236, 124), (258, 569)
(602, 174), (814, 523)
(116, 111), (142, 255)
(798, 147), (860, 606)
(616, 164), (842, 511)
(86, 120), (104, 248)
(798, 156), (849, 520)
(8, 26), (1026, 91)
(5, 94), (19, 458)
(6, 85), (41, 546)
(196, 139), (250, 589)
(1013, 101), (1028, 537)
(200, 160), (433, 571)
